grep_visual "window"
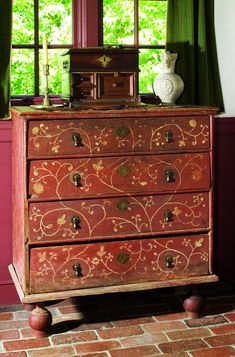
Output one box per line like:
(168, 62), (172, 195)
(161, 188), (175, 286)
(11, 0), (167, 97)
(102, 0), (167, 93)
(11, 0), (72, 96)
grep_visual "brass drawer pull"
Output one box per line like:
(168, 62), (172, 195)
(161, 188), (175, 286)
(72, 133), (83, 147)
(72, 263), (82, 276)
(165, 168), (174, 182)
(164, 209), (173, 222)
(165, 255), (174, 268)
(72, 173), (81, 187)
(71, 216), (80, 229)
(117, 200), (129, 211)
(165, 130), (174, 143)
(116, 126), (130, 138)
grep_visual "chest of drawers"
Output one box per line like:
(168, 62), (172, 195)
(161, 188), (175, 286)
(10, 105), (218, 336)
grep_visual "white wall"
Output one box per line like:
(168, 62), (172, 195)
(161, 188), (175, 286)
(215, 0), (235, 116)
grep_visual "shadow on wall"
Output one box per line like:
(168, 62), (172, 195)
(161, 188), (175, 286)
(214, 116), (235, 280)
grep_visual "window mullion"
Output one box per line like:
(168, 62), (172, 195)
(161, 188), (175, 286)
(134, 0), (139, 47)
(34, 0), (39, 95)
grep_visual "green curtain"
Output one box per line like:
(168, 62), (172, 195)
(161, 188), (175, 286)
(166, 0), (224, 111)
(0, 0), (12, 119)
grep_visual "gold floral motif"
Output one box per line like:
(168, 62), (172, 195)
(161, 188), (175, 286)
(93, 160), (104, 172)
(33, 183), (44, 194)
(189, 119), (197, 127)
(57, 214), (66, 226)
(32, 127), (39, 134)
(192, 168), (203, 181)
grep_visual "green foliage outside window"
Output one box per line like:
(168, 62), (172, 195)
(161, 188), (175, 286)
(11, 0), (71, 95)
(103, 0), (167, 93)
(11, 0), (166, 96)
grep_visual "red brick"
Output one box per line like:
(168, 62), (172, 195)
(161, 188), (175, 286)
(158, 338), (208, 353)
(52, 331), (98, 345)
(185, 315), (227, 327)
(224, 313), (235, 322)
(155, 352), (188, 357)
(0, 320), (29, 330)
(66, 321), (113, 331)
(0, 313), (14, 321)
(98, 325), (143, 339)
(109, 345), (160, 357)
(79, 352), (108, 357)
(112, 316), (154, 327)
(0, 330), (19, 340)
(74, 341), (121, 354)
(167, 327), (211, 340)
(210, 322), (235, 334)
(3, 338), (50, 351)
(27, 346), (75, 357)
(155, 312), (187, 321)
(0, 353), (27, 357)
(142, 321), (186, 333)
(191, 346), (235, 357)
(204, 333), (235, 347)
(121, 333), (167, 347)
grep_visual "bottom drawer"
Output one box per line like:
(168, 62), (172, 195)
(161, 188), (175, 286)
(29, 234), (210, 293)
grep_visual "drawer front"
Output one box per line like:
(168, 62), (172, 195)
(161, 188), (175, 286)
(29, 153), (210, 200)
(71, 73), (96, 101)
(29, 234), (210, 293)
(27, 116), (210, 157)
(29, 192), (209, 243)
(97, 73), (135, 99)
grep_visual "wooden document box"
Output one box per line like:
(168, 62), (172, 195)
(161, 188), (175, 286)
(61, 47), (139, 103)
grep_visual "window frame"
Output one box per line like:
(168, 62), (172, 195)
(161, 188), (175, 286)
(11, 0), (166, 104)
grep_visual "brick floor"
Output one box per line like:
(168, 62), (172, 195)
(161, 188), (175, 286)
(0, 281), (235, 356)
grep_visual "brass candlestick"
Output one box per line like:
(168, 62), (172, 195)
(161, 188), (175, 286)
(42, 64), (51, 107)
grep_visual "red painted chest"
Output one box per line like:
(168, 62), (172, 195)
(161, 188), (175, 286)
(10, 105), (218, 336)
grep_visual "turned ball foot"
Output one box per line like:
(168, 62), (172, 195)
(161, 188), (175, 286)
(183, 295), (205, 318)
(29, 306), (52, 337)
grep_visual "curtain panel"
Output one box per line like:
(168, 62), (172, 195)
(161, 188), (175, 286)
(166, 0), (224, 111)
(0, 0), (12, 119)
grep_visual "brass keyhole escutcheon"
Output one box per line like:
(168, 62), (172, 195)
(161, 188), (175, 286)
(72, 133), (83, 147)
(118, 165), (130, 177)
(165, 168), (174, 182)
(72, 173), (81, 187)
(117, 252), (130, 264)
(72, 263), (82, 276)
(116, 126), (130, 138)
(165, 255), (174, 268)
(117, 200), (129, 211)
(165, 130), (174, 143)
(71, 216), (80, 229)
(164, 209), (173, 222)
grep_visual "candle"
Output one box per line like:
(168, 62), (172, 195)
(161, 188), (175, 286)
(42, 33), (48, 65)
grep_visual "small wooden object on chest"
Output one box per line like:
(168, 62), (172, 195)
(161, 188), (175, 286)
(61, 47), (139, 105)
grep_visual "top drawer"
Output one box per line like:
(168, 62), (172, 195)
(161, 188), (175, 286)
(27, 116), (210, 158)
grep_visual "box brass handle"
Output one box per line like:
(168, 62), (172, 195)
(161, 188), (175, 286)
(165, 130), (174, 143)
(164, 209), (173, 222)
(72, 133), (83, 147)
(72, 263), (82, 276)
(72, 173), (81, 187)
(165, 255), (174, 268)
(71, 216), (80, 229)
(165, 168), (174, 182)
